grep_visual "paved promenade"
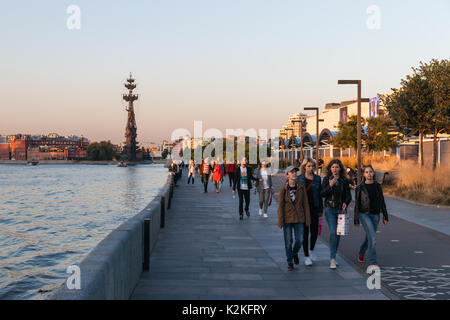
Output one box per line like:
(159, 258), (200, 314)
(130, 172), (388, 300)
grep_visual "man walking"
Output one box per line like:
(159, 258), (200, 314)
(277, 166), (311, 270)
(226, 161), (236, 188)
(232, 157), (255, 220)
(202, 157), (211, 193)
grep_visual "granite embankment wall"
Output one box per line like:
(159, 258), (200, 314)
(49, 174), (173, 300)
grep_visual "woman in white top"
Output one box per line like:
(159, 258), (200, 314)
(187, 160), (196, 184)
(254, 161), (274, 218)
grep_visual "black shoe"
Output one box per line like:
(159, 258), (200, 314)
(245, 210), (250, 217)
(239, 214), (243, 220)
(293, 254), (299, 265)
(288, 263), (294, 271)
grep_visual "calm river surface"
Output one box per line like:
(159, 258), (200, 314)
(0, 164), (168, 300)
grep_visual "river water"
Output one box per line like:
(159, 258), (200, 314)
(0, 164), (168, 300)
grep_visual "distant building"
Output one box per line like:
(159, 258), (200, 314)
(0, 133), (89, 161)
(0, 135), (10, 160)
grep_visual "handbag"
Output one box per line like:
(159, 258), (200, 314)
(318, 217), (323, 235)
(336, 211), (349, 236)
(268, 192), (273, 206)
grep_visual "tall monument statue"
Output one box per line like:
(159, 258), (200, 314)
(123, 73), (139, 161)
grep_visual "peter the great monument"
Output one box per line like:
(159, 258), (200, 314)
(122, 73), (139, 161)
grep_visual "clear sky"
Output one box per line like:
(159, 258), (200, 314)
(1, 0), (449, 145)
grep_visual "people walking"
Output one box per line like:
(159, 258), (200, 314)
(254, 161), (274, 218)
(345, 167), (357, 190)
(201, 158), (212, 193)
(297, 158), (323, 266)
(169, 161), (179, 186)
(212, 160), (223, 193)
(277, 166), (311, 271)
(354, 164), (389, 267)
(187, 160), (196, 184)
(178, 161), (184, 181)
(317, 156), (324, 176)
(217, 157), (225, 191)
(226, 161), (236, 188)
(321, 159), (352, 269)
(232, 157), (255, 220)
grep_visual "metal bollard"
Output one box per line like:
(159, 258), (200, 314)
(143, 218), (150, 271)
(168, 185), (173, 210)
(160, 196), (166, 228)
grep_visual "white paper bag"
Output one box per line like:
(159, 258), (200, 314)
(336, 212), (349, 236)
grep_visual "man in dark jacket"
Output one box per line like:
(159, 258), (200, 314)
(232, 157), (256, 220)
(278, 166), (311, 270)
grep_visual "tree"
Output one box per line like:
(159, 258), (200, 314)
(87, 141), (116, 161)
(365, 110), (398, 155)
(381, 71), (434, 166)
(333, 115), (366, 151)
(415, 59), (450, 169)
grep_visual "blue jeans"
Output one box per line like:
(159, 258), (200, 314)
(325, 208), (342, 260)
(359, 213), (380, 265)
(283, 223), (304, 263)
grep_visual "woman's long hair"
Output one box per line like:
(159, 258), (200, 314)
(325, 159), (346, 179)
(299, 157), (316, 175)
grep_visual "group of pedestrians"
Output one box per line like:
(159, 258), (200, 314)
(277, 158), (389, 271)
(190, 157), (275, 221)
(170, 156), (389, 272)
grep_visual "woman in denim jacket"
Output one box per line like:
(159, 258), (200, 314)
(297, 158), (323, 266)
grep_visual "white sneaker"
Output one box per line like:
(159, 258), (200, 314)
(259, 209), (263, 216)
(305, 257), (313, 266)
(330, 259), (337, 269)
(263, 213), (268, 218)
(309, 250), (317, 261)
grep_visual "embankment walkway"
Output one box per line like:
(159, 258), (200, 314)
(130, 172), (389, 300)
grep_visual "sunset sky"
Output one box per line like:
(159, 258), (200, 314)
(1, 0), (449, 145)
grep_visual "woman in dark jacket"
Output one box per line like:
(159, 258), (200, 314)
(297, 157), (323, 266)
(321, 159), (352, 269)
(354, 164), (389, 267)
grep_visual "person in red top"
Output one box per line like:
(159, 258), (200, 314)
(212, 161), (223, 193)
(226, 161), (236, 188)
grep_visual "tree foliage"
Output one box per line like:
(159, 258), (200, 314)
(333, 112), (397, 153)
(381, 58), (449, 166)
(365, 110), (398, 153)
(87, 141), (116, 161)
(333, 115), (365, 150)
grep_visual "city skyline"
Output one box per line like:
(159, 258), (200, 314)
(1, 0), (449, 144)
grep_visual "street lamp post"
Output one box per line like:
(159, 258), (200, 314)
(337, 80), (370, 185)
(304, 107), (324, 162)
(286, 127), (294, 166)
(291, 118), (305, 164)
